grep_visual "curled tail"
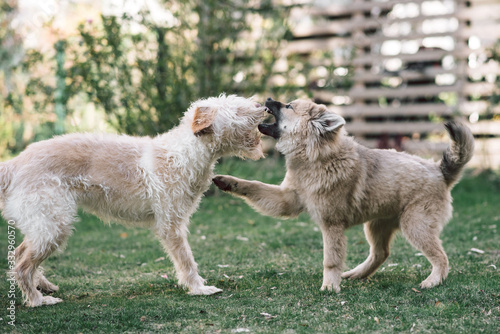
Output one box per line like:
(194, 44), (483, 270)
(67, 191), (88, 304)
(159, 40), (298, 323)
(440, 121), (475, 187)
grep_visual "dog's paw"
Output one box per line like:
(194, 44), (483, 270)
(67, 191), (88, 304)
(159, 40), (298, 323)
(341, 269), (368, 280)
(42, 296), (63, 305)
(29, 296), (63, 307)
(188, 285), (223, 296)
(320, 284), (341, 293)
(419, 278), (442, 289)
(213, 175), (237, 192)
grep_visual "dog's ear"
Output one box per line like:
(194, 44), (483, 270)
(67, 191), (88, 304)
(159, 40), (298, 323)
(192, 106), (217, 136)
(310, 109), (346, 135)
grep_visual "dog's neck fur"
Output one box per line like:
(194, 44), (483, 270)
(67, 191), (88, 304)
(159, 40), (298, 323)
(285, 128), (358, 168)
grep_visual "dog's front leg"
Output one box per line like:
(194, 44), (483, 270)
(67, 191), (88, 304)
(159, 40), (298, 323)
(156, 225), (222, 295)
(319, 223), (346, 293)
(213, 175), (303, 218)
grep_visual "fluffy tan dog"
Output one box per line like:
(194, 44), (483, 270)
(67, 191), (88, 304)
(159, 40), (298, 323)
(0, 94), (266, 307)
(214, 98), (474, 292)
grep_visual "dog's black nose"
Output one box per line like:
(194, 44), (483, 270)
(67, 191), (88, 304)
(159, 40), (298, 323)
(266, 97), (273, 102)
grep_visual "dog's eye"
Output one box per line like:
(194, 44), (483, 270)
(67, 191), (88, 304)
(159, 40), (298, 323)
(285, 104), (292, 109)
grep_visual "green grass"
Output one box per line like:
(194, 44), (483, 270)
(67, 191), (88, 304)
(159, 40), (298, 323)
(0, 157), (499, 333)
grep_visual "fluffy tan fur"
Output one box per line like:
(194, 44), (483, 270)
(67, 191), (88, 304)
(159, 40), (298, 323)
(0, 94), (266, 307)
(214, 98), (474, 292)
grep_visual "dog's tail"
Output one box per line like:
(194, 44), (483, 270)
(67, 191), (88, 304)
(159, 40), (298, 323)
(0, 162), (13, 210)
(440, 121), (474, 188)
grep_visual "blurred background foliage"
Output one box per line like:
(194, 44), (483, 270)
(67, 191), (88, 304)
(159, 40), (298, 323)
(0, 0), (333, 159)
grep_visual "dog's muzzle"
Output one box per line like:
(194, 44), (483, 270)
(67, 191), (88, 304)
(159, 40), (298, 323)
(259, 98), (282, 139)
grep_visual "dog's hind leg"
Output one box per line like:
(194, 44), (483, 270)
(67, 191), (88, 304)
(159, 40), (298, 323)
(156, 223), (222, 295)
(342, 218), (398, 279)
(15, 238), (65, 307)
(14, 241), (58, 293)
(399, 204), (450, 289)
(11, 188), (76, 306)
(37, 268), (59, 293)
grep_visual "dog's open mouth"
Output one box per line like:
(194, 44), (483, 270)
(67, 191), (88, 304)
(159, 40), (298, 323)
(258, 104), (281, 139)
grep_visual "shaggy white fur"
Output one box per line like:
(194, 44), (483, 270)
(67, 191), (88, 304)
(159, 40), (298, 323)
(0, 94), (266, 307)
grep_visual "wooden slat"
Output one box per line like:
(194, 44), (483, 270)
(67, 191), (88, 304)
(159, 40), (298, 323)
(469, 121), (500, 136)
(315, 84), (459, 101)
(285, 37), (347, 55)
(353, 49), (469, 66)
(462, 82), (497, 96)
(328, 102), (500, 117)
(292, 20), (352, 38)
(308, 0), (430, 17)
(315, 82), (494, 101)
(456, 4), (500, 20)
(461, 101), (500, 115)
(354, 31), (463, 48)
(354, 68), (457, 82)
(352, 13), (457, 31)
(353, 62), (498, 83)
(333, 104), (454, 117)
(346, 121), (443, 135)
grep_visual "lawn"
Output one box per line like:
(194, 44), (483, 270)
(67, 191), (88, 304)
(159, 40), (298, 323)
(0, 157), (499, 333)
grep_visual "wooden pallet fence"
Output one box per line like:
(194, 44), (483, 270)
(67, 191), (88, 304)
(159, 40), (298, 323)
(280, 0), (500, 168)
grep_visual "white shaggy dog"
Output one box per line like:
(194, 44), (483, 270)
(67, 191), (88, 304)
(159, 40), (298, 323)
(0, 94), (266, 307)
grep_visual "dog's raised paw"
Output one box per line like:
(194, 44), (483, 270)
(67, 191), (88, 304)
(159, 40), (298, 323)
(213, 176), (235, 192)
(188, 285), (223, 296)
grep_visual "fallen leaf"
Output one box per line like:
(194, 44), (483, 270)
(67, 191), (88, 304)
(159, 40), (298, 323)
(488, 264), (497, 270)
(412, 288), (421, 293)
(224, 274), (230, 279)
(216, 294), (233, 300)
(140, 316), (146, 322)
(154, 257), (165, 262)
(218, 264), (230, 268)
(236, 236), (249, 241)
(232, 329), (250, 333)
(435, 301), (443, 307)
(120, 232), (128, 239)
(270, 286), (277, 290)
(341, 301), (347, 306)
(374, 317), (379, 324)
(388, 263), (398, 267)
(260, 312), (277, 319)
(161, 274), (168, 279)
(471, 248), (485, 254)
